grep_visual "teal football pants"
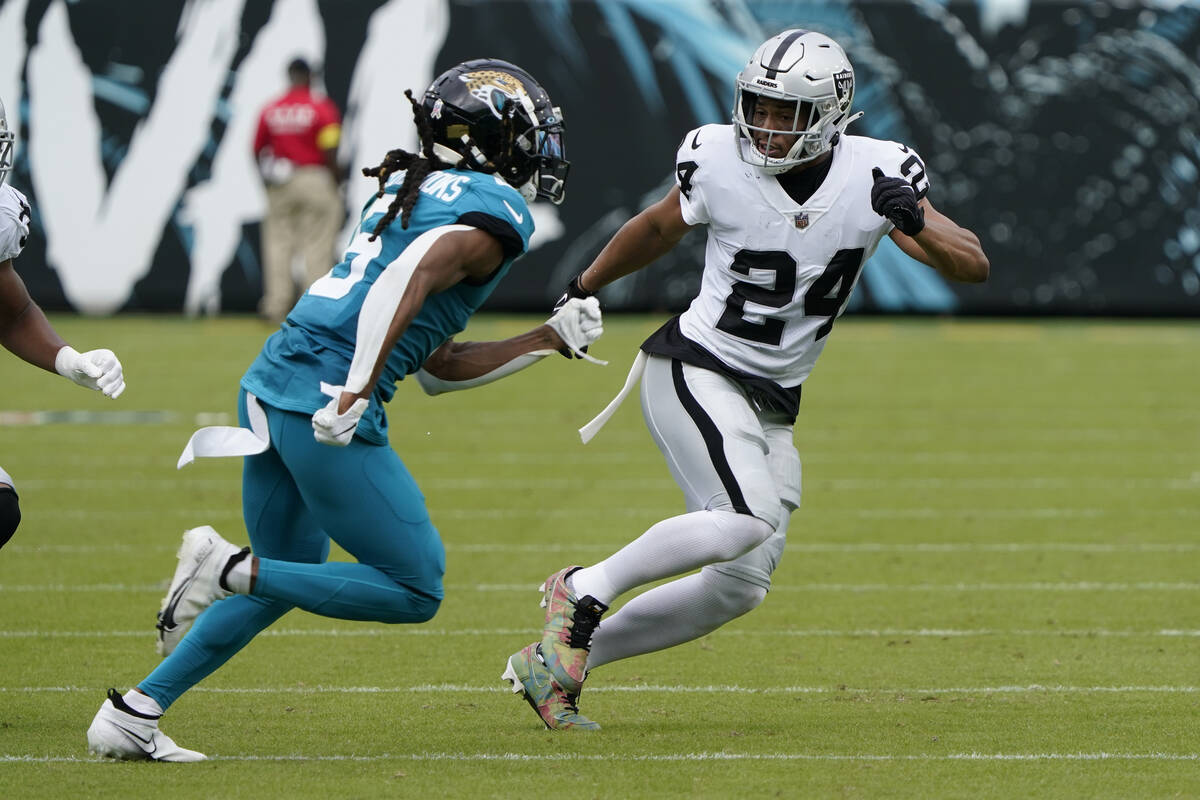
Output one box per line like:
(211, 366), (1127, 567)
(140, 390), (443, 708)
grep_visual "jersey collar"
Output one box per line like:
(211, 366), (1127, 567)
(751, 139), (850, 226)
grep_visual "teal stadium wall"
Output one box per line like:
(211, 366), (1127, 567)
(4, 0), (1199, 315)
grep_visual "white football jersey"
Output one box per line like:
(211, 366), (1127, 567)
(0, 184), (31, 263)
(674, 124), (929, 387)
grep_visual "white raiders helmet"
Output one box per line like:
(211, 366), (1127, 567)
(0, 97), (13, 187)
(733, 30), (862, 174)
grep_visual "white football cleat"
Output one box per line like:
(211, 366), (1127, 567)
(87, 689), (206, 762)
(156, 526), (247, 657)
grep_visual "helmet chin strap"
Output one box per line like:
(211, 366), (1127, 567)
(433, 135), (536, 201)
(517, 177), (537, 203)
(431, 142), (462, 165)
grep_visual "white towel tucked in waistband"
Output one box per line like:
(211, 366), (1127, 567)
(579, 350), (648, 444)
(177, 392), (271, 469)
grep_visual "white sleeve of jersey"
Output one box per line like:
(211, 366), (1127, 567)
(674, 127), (712, 226)
(0, 186), (31, 262)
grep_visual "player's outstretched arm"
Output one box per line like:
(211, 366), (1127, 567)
(416, 297), (604, 395)
(0, 260), (125, 397)
(561, 185), (694, 299)
(0, 258), (66, 371)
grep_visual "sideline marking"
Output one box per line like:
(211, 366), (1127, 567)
(1, 627), (1197, 640)
(2, 684), (1196, 695)
(0, 410), (231, 426)
(4, 581), (1196, 593)
(2, 751), (1196, 764)
(10, 540), (1199, 554)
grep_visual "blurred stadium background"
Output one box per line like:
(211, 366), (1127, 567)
(2, 0), (1198, 318)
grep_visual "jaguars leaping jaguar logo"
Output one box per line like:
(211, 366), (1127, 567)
(459, 70), (530, 120)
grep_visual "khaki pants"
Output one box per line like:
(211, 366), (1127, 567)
(259, 166), (342, 320)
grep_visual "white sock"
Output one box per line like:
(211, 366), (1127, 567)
(569, 510), (772, 606)
(566, 566), (618, 607)
(587, 569), (766, 669)
(123, 689), (164, 717)
(223, 554), (253, 594)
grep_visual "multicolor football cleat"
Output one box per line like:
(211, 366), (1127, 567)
(539, 566), (608, 693)
(501, 643), (599, 731)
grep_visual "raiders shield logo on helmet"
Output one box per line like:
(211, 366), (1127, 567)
(834, 69), (854, 106)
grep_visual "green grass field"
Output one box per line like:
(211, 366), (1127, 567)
(1, 314), (1197, 798)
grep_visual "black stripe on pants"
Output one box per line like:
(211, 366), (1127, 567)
(670, 359), (753, 516)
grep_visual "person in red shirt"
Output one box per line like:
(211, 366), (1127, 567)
(252, 58), (344, 323)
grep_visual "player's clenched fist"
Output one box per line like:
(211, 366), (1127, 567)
(870, 166), (925, 236)
(546, 296), (604, 362)
(54, 346), (126, 398)
(312, 396), (368, 446)
(551, 273), (597, 359)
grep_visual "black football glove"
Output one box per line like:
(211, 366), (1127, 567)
(552, 273), (597, 358)
(870, 167), (925, 236)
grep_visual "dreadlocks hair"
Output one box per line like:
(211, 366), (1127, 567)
(361, 89), (457, 240)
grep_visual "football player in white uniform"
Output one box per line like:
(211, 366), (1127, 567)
(0, 96), (126, 551)
(502, 30), (989, 730)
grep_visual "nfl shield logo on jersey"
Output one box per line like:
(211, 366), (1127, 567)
(794, 213), (809, 229)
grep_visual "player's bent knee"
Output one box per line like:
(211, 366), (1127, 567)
(377, 590), (441, 624)
(715, 513), (772, 556)
(702, 568), (767, 618)
(0, 487), (20, 550)
(407, 593), (441, 623)
(709, 511), (775, 562)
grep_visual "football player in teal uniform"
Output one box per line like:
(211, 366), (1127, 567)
(87, 60), (600, 761)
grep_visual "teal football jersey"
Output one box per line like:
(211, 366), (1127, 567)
(242, 168), (535, 445)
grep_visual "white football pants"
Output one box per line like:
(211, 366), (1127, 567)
(584, 354), (803, 669)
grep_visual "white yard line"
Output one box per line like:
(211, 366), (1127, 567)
(0, 627), (1197, 639)
(1, 751), (1196, 764)
(14, 507), (1200, 523)
(12, 476), (1200, 491)
(2, 684), (1196, 695)
(9, 540), (1199, 555)
(4, 580), (1198, 593)
(3, 580), (1199, 593)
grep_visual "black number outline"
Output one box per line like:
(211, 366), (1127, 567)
(17, 201), (29, 249)
(803, 248), (866, 340)
(897, 146), (929, 200)
(676, 160), (698, 200)
(715, 249), (797, 346)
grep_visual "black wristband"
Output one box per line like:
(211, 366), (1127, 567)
(569, 273), (595, 299)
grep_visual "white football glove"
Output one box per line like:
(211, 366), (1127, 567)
(546, 296), (606, 365)
(312, 395), (369, 446)
(54, 346), (126, 398)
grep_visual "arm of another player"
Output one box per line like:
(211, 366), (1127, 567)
(316, 122), (342, 184)
(887, 198), (989, 283)
(571, 185), (695, 295)
(314, 96), (344, 183)
(415, 297), (603, 395)
(0, 259), (125, 397)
